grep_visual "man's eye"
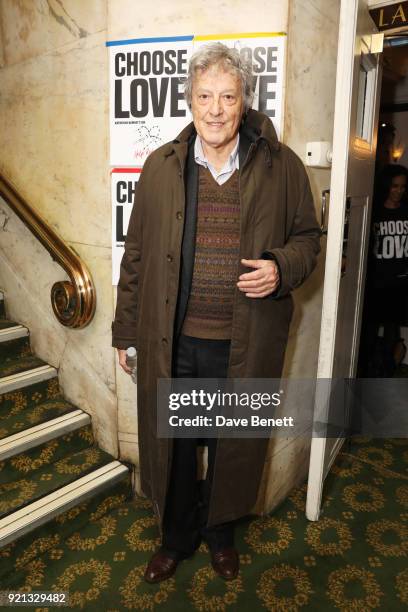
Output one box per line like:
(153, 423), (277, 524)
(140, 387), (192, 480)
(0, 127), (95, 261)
(199, 94), (209, 100)
(224, 95), (236, 102)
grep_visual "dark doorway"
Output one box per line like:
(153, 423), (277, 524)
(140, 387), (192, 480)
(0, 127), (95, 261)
(357, 32), (408, 378)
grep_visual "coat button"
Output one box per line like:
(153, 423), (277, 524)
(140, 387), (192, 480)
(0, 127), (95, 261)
(162, 338), (168, 345)
(176, 211), (183, 220)
(166, 254), (173, 262)
(165, 298), (169, 304)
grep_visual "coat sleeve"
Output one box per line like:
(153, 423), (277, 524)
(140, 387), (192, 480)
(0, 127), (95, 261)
(111, 161), (149, 350)
(262, 151), (322, 298)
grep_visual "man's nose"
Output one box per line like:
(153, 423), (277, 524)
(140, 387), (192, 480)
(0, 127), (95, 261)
(209, 96), (222, 115)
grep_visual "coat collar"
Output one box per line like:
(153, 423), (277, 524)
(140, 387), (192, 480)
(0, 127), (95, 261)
(163, 109), (280, 164)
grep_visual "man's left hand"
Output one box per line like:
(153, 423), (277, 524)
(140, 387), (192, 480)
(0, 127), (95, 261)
(237, 258), (280, 298)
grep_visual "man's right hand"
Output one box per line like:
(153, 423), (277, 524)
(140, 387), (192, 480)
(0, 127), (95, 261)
(117, 348), (132, 374)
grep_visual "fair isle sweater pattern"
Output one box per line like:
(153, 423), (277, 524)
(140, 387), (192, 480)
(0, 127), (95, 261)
(181, 165), (241, 340)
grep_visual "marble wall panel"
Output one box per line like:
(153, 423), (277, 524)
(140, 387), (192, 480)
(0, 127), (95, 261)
(0, 31), (110, 248)
(0, 0), (106, 67)
(108, 0), (288, 39)
(0, 18), (4, 68)
(282, 0), (340, 378)
(285, 0), (340, 151)
(254, 435), (311, 514)
(117, 379), (138, 435)
(118, 435), (139, 464)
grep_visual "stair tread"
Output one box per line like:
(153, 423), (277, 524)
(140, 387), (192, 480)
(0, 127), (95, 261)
(1, 489), (149, 594)
(0, 445), (118, 519)
(0, 423), (95, 485)
(0, 353), (47, 379)
(0, 319), (20, 330)
(0, 391), (78, 441)
(0, 334), (32, 367)
(0, 476), (132, 579)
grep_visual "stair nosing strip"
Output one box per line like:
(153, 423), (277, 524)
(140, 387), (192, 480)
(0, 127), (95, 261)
(0, 325), (28, 341)
(0, 466), (130, 546)
(0, 409), (85, 444)
(0, 366), (57, 392)
(0, 411), (90, 456)
(0, 462), (128, 530)
(0, 365), (55, 381)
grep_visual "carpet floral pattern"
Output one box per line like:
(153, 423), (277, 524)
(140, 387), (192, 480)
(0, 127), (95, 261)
(0, 437), (407, 611)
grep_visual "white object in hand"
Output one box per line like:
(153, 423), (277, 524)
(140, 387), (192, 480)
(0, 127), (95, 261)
(126, 347), (137, 383)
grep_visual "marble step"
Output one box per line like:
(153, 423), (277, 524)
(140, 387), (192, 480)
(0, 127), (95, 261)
(0, 364), (57, 393)
(0, 461), (130, 548)
(0, 422), (95, 486)
(0, 476), (132, 580)
(0, 409), (91, 462)
(0, 444), (118, 520)
(0, 324), (29, 342)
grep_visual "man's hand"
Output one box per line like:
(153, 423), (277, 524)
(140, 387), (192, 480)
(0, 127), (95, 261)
(117, 348), (132, 374)
(237, 258), (280, 298)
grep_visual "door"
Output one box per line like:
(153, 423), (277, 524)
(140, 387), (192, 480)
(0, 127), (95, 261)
(306, 0), (383, 521)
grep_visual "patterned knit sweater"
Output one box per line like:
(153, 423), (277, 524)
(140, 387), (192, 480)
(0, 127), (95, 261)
(181, 165), (240, 339)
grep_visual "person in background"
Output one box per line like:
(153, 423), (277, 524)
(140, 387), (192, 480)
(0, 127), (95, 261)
(112, 42), (321, 583)
(359, 163), (408, 377)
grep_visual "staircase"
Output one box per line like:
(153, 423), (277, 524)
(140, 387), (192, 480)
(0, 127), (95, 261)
(0, 289), (133, 580)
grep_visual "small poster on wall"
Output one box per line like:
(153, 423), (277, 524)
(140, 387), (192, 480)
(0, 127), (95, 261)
(108, 35), (194, 167)
(111, 168), (141, 285)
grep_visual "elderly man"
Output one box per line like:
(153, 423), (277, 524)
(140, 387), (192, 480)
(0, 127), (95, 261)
(112, 42), (321, 583)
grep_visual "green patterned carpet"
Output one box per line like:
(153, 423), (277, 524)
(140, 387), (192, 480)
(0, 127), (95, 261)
(0, 440), (118, 520)
(0, 333), (47, 379)
(0, 423), (95, 486)
(0, 320), (20, 330)
(0, 437), (407, 611)
(0, 378), (78, 440)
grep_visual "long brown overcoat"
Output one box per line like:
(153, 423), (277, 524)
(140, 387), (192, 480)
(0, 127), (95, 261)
(112, 109), (321, 529)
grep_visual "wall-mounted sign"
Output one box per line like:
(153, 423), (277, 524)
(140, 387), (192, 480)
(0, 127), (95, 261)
(111, 168), (141, 285)
(107, 35), (193, 167)
(369, 2), (407, 31)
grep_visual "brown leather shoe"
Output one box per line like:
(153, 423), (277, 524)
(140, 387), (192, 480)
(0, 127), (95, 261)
(211, 547), (239, 580)
(144, 550), (180, 583)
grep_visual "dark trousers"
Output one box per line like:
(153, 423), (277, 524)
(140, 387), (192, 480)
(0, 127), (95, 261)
(359, 284), (406, 376)
(161, 334), (234, 557)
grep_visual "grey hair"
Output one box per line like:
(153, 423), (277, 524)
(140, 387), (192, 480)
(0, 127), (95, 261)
(183, 42), (254, 112)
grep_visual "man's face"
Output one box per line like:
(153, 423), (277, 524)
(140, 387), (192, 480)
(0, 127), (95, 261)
(191, 64), (244, 151)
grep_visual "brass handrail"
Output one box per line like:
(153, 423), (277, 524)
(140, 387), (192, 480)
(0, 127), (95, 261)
(0, 173), (96, 328)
